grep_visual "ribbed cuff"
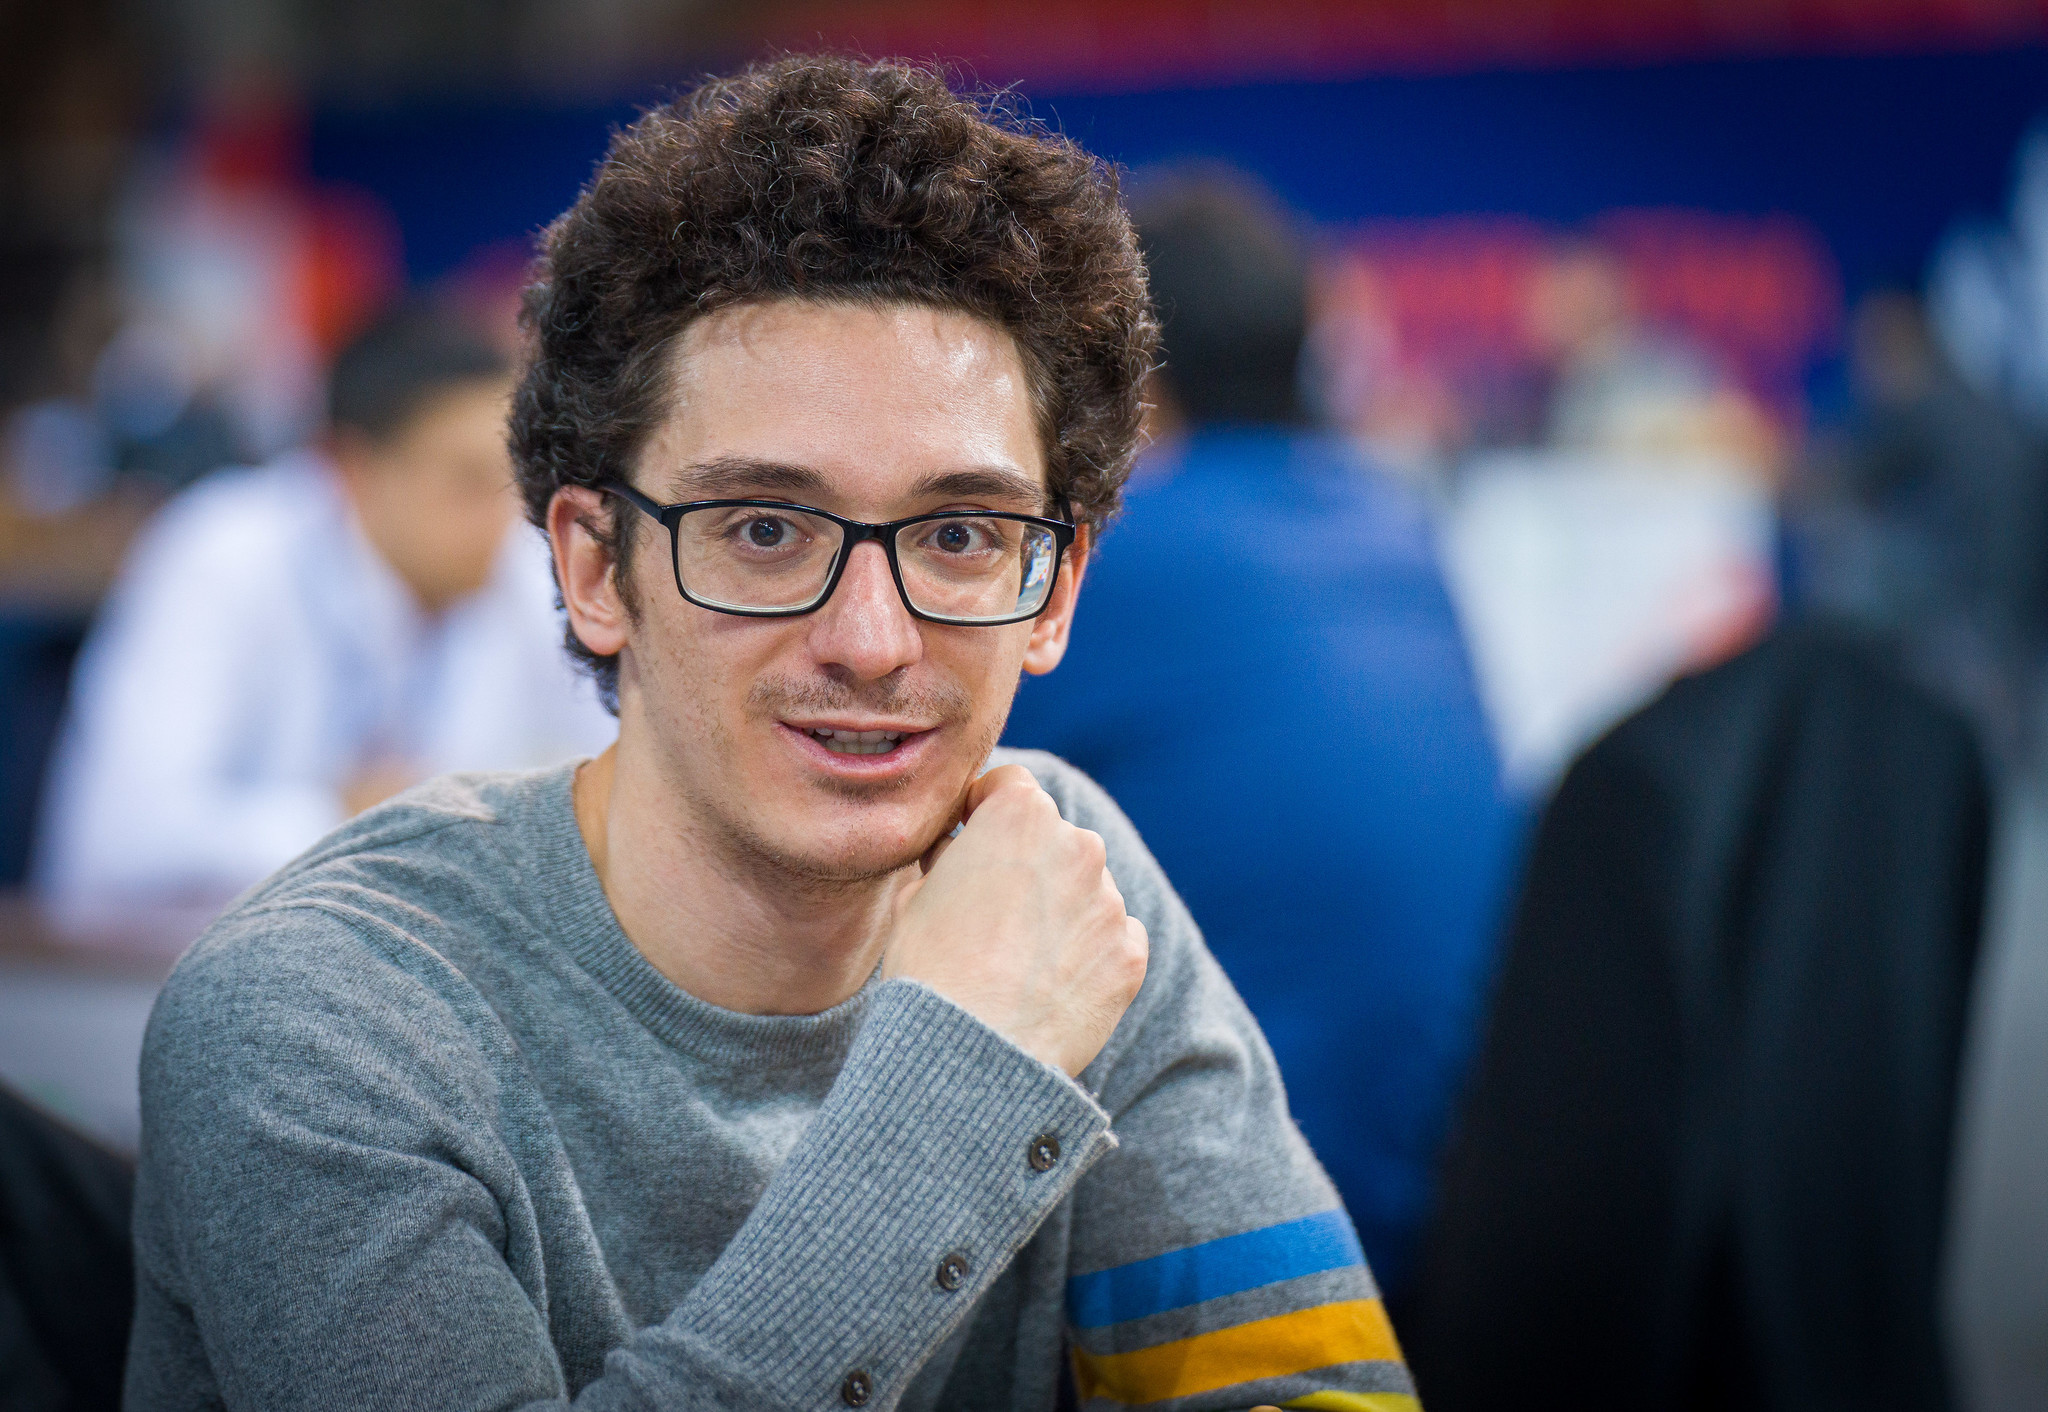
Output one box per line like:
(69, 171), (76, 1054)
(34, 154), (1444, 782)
(661, 978), (1113, 1406)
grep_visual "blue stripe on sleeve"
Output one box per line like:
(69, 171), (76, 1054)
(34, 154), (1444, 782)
(1065, 1208), (1366, 1330)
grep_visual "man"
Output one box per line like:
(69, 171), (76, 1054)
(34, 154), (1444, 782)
(1003, 172), (1518, 1295)
(35, 306), (615, 905)
(126, 58), (1418, 1410)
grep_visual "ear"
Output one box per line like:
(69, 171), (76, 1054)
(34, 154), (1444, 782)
(1021, 523), (1090, 676)
(548, 485), (631, 660)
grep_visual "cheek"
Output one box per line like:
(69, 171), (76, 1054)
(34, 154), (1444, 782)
(937, 626), (1033, 717)
(636, 605), (774, 726)
(439, 505), (511, 572)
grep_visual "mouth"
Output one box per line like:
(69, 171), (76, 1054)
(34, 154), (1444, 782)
(776, 718), (942, 774)
(800, 726), (911, 756)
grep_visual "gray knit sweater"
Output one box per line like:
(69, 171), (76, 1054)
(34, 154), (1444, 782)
(126, 750), (1418, 1410)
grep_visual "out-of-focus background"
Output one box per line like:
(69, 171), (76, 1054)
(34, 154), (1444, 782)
(6, 3), (2048, 1409)
(13, 1), (2048, 819)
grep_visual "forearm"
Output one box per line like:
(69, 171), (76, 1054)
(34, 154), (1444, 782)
(141, 973), (1110, 1412)
(588, 980), (1113, 1407)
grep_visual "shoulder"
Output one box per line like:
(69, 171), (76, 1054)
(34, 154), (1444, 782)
(1110, 433), (1439, 567)
(229, 767), (572, 924)
(145, 771), (564, 1114)
(138, 455), (328, 549)
(114, 457), (331, 599)
(160, 768), (564, 1013)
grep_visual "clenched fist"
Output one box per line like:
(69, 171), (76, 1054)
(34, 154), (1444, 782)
(884, 765), (1149, 1076)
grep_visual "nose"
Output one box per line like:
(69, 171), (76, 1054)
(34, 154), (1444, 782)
(805, 539), (924, 681)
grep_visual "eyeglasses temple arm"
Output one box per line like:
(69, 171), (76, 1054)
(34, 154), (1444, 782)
(598, 477), (667, 522)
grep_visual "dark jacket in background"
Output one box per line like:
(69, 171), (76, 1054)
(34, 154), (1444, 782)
(1410, 622), (1988, 1412)
(0, 1085), (133, 1411)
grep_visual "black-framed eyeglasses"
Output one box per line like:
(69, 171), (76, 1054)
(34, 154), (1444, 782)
(600, 478), (1077, 626)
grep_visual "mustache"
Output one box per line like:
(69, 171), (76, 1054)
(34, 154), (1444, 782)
(747, 674), (974, 725)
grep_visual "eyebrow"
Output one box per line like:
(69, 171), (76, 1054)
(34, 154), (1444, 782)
(664, 457), (1053, 514)
(666, 457), (831, 499)
(908, 467), (1051, 512)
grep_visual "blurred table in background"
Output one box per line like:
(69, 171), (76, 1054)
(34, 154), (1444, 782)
(0, 894), (211, 1152)
(0, 488), (157, 885)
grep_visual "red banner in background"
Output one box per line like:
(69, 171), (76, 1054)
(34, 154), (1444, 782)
(1599, 211), (1841, 408)
(760, 0), (2048, 90)
(1313, 209), (1841, 460)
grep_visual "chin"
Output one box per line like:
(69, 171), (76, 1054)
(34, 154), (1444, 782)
(761, 791), (951, 884)
(764, 833), (926, 886)
(828, 803), (947, 873)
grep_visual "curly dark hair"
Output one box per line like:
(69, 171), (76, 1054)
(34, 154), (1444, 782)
(510, 54), (1158, 708)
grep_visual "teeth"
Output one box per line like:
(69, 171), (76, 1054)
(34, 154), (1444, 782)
(806, 727), (908, 756)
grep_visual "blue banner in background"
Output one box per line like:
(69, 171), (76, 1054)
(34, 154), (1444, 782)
(309, 46), (2048, 300)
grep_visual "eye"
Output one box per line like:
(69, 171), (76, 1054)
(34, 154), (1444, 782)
(745, 516), (789, 548)
(717, 511), (819, 554)
(919, 517), (1003, 556)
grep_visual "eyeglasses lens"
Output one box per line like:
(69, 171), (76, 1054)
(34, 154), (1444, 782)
(896, 516), (1058, 622)
(675, 506), (841, 612)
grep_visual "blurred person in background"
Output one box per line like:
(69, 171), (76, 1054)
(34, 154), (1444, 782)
(33, 304), (615, 906)
(1528, 241), (1781, 473)
(1799, 288), (2048, 762)
(1000, 168), (1521, 1296)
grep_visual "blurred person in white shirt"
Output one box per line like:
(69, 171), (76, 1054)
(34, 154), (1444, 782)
(33, 305), (616, 907)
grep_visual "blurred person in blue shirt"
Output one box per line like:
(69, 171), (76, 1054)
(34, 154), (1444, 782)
(35, 305), (615, 906)
(1001, 170), (1521, 1294)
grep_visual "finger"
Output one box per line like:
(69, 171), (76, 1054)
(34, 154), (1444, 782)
(965, 763), (1041, 816)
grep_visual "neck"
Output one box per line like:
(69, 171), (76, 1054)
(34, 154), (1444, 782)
(573, 741), (908, 1017)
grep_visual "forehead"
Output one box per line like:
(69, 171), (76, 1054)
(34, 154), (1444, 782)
(639, 299), (1046, 507)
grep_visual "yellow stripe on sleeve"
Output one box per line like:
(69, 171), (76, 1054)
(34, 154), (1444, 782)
(1284, 1394), (1423, 1412)
(1071, 1298), (1404, 1403)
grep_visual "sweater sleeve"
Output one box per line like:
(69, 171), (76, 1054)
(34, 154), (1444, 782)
(130, 909), (1112, 1412)
(1009, 750), (1422, 1412)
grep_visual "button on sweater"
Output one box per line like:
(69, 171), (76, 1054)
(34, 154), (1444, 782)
(126, 750), (1417, 1410)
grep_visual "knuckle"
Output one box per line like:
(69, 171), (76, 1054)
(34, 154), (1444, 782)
(1120, 945), (1149, 997)
(988, 773), (1031, 802)
(982, 769), (1037, 806)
